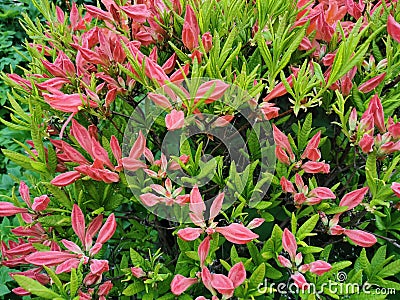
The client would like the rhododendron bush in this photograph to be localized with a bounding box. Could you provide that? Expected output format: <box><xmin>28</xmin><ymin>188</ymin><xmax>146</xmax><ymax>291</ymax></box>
<box><xmin>1</xmin><ymin>0</ymin><xmax>400</xmax><ymax>298</ymax></box>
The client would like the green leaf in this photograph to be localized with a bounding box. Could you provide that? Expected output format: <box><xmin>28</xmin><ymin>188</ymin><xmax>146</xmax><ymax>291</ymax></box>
<box><xmin>249</xmin><ymin>263</ymin><xmax>265</xmax><ymax>289</ymax></box>
<box><xmin>130</xmin><ymin>248</ymin><xmax>145</xmax><ymax>266</ymax></box>
<box><xmin>13</xmin><ymin>275</ymin><xmax>61</xmax><ymax>299</ymax></box>
<box><xmin>70</xmin><ymin>268</ymin><xmax>78</xmax><ymax>297</ymax></box>
<box><xmin>41</xmin><ymin>182</ymin><xmax>72</xmax><ymax>209</ymax></box>
<box><xmin>296</xmin><ymin>214</ymin><xmax>319</xmax><ymax>240</ymax></box>
<box><xmin>123</xmin><ymin>281</ymin><xmax>145</xmax><ymax>296</ymax></box>
<box><xmin>366</xmin><ymin>152</ymin><xmax>378</xmax><ymax>196</ymax></box>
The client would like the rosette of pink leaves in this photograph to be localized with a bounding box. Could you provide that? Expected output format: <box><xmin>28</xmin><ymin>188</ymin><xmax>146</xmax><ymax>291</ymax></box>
<box><xmin>25</xmin><ymin>204</ymin><xmax>117</xmax><ymax>284</ymax></box>
<box><xmin>140</xmin><ymin>178</ymin><xmax>190</xmax><ymax>207</ymax></box>
<box><xmin>272</xmin><ymin>125</ymin><xmax>330</xmax><ymax>174</ymax></box>
<box><xmin>171</xmin><ymin>236</ymin><xmax>248</xmax><ymax>298</ymax></box>
<box><xmin>50</xmin><ymin>120</ymin><xmax>146</xmax><ymax>186</ymax></box>
<box><xmin>280</xmin><ymin>173</ymin><xmax>336</xmax><ymax>207</ymax></box>
<box><xmin>355</xmin><ymin>95</ymin><xmax>400</xmax><ymax>156</ymax></box>
<box><xmin>322</xmin><ymin>187</ymin><xmax>377</xmax><ymax>247</ymax></box>
<box><xmin>278</xmin><ymin>228</ymin><xmax>332</xmax><ymax>290</ymax></box>
<box><xmin>177</xmin><ymin>185</ymin><xmax>261</xmax><ymax>244</ymax></box>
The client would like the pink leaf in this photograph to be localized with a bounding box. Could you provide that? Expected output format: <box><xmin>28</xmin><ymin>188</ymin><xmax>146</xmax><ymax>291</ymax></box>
<box><xmin>0</xmin><ymin>202</ymin><xmax>28</xmax><ymax>217</ymax></box>
<box><xmin>26</xmin><ymin>251</ymin><xmax>77</xmax><ymax>266</ymax></box>
<box><xmin>171</xmin><ymin>274</ymin><xmax>198</xmax><ymax>295</ymax></box>
<box><xmin>343</xmin><ymin>229</ymin><xmax>377</xmax><ymax>247</ymax></box>
<box><xmin>51</xmin><ymin>171</ymin><xmax>81</xmax><ymax>187</ymax></box>
<box><xmin>96</xmin><ymin>213</ymin><xmax>117</xmax><ymax>244</ymax></box>
<box><xmin>72</xmin><ymin>204</ymin><xmax>86</xmax><ymax>246</ymax></box>
<box><xmin>209</xmin><ymin>192</ymin><xmax>224</xmax><ymax>221</ymax></box>
<box><xmin>216</xmin><ymin>223</ymin><xmax>259</xmax><ymax>244</ymax></box>
<box><xmin>177</xmin><ymin>227</ymin><xmax>203</xmax><ymax>241</ymax></box>
<box><xmin>388</xmin><ymin>14</ymin><xmax>400</xmax><ymax>43</ymax></box>
<box><xmin>228</xmin><ymin>262</ymin><xmax>246</xmax><ymax>288</ymax></box>
<box><xmin>339</xmin><ymin>187</ymin><xmax>369</xmax><ymax>211</ymax></box>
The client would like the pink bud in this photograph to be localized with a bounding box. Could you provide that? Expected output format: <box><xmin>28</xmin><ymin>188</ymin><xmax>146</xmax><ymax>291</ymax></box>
<box><xmin>32</xmin><ymin>195</ymin><xmax>50</xmax><ymax>211</ymax></box>
<box><xmin>309</xmin><ymin>187</ymin><xmax>335</xmax><ymax>199</ymax></box>
<box><xmin>72</xmin><ymin>204</ymin><xmax>86</xmax><ymax>246</ymax></box>
<box><xmin>388</xmin><ymin>122</ymin><xmax>400</xmax><ymax>139</ymax></box>
<box><xmin>19</xmin><ymin>182</ymin><xmax>31</xmax><ymax>207</ymax></box>
<box><xmin>309</xmin><ymin>260</ymin><xmax>332</xmax><ymax>275</ymax></box>
<box><xmin>96</xmin><ymin>213</ymin><xmax>117</xmax><ymax>244</ymax></box>
<box><xmin>301</xmin><ymin>131</ymin><xmax>321</xmax><ymax>161</ymax></box>
<box><xmin>273</xmin><ymin>124</ymin><xmax>295</xmax><ymax>163</ymax></box>
<box><xmin>182</xmin><ymin>5</ymin><xmax>200</xmax><ymax>51</ymax></box>
<box><xmin>278</xmin><ymin>255</ymin><xmax>292</xmax><ymax>268</ymax></box>
<box><xmin>280</xmin><ymin>177</ymin><xmax>296</xmax><ymax>193</ymax></box>
<box><xmin>295</xmin><ymin>252</ymin><xmax>303</xmax><ymax>266</ymax></box>
<box><xmin>329</xmin><ymin>224</ymin><xmax>345</xmax><ymax>235</ymax></box>
<box><xmin>301</xmin><ymin>161</ymin><xmax>330</xmax><ymax>174</ymax></box>
<box><xmin>282</xmin><ymin>228</ymin><xmax>297</xmax><ymax>260</ymax></box>
<box><xmin>98</xmin><ymin>281</ymin><xmax>113</xmax><ymax>296</ymax></box>
<box><xmin>349</xmin><ymin>108</ymin><xmax>358</xmax><ymax>131</ymax></box>
<box><xmin>359</xmin><ymin>134</ymin><xmax>374</xmax><ymax>153</ymax></box>
<box><xmin>211</xmin><ymin>274</ymin><xmax>234</xmax><ymax>298</ymax></box>
<box><xmin>148</xmin><ymin>93</ymin><xmax>172</xmax><ymax>109</ymax></box>
<box><xmin>392</xmin><ymin>182</ymin><xmax>400</xmax><ymax>198</ymax></box>
<box><xmin>189</xmin><ymin>185</ymin><xmax>206</xmax><ymax>217</ymax></box>
<box><xmin>202</xmin><ymin>32</ymin><xmax>213</xmax><ymax>52</ymax></box>
<box><xmin>131</xmin><ymin>267</ymin><xmax>146</xmax><ymax>278</ymax></box>
<box><xmin>260</xmin><ymin>102</ymin><xmax>280</xmax><ymax>120</ymax></box>
<box><xmin>209</xmin><ymin>192</ymin><xmax>224</xmax><ymax>221</ymax></box>
<box><xmin>247</xmin><ymin>218</ymin><xmax>265</xmax><ymax>229</ymax></box>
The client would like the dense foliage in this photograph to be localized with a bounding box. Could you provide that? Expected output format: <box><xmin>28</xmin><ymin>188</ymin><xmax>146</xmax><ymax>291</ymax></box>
<box><xmin>1</xmin><ymin>0</ymin><xmax>400</xmax><ymax>299</ymax></box>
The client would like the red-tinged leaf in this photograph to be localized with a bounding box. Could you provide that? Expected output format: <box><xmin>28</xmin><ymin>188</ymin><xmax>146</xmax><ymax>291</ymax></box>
<box><xmin>85</xmin><ymin>215</ymin><xmax>104</xmax><ymax>251</ymax></box>
<box><xmin>216</xmin><ymin>223</ymin><xmax>258</xmax><ymax>244</ymax></box>
<box><xmin>211</xmin><ymin>273</ymin><xmax>234</xmax><ymax>297</ymax></box>
<box><xmin>358</xmin><ymin>73</ymin><xmax>386</xmax><ymax>93</ymax></box>
<box><xmin>128</xmin><ymin>131</ymin><xmax>145</xmax><ymax>160</ymax></box>
<box><xmin>388</xmin><ymin>14</ymin><xmax>400</xmax><ymax>43</ymax></box>
<box><xmin>55</xmin><ymin>258</ymin><xmax>80</xmax><ymax>274</ymax></box>
<box><xmin>177</xmin><ymin>227</ymin><xmax>203</xmax><ymax>241</ymax></box>
<box><xmin>0</xmin><ymin>202</ymin><xmax>28</xmax><ymax>217</ymax></box>
<box><xmin>198</xmin><ymin>236</ymin><xmax>210</xmax><ymax>267</ymax></box>
<box><xmin>51</xmin><ymin>171</ymin><xmax>81</xmax><ymax>187</ymax></box>
<box><xmin>148</xmin><ymin>93</ymin><xmax>172</xmax><ymax>108</ymax></box>
<box><xmin>339</xmin><ymin>187</ymin><xmax>369</xmax><ymax>210</ymax></box>
<box><xmin>343</xmin><ymin>229</ymin><xmax>377</xmax><ymax>247</ymax></box>
<box><xmin>195</xmin><ymin>80</ymin><xmax>230</xmax><ymax>103</ymax></box>
<box><xmin>209</xmin><ymin>192</ymin><xmax>224</xmax><ymax>221</ymax></box>
<box><xmin>309</xmin><ymin>187</ymin><xmax>336</xmax><ymax>199</ymax></box>
<box><xmin>282</xmin><ymin>228</ymin><xmax>297</xmax><ymax>260</ymax></box>
<box><xmin>291</xmin><ymin>272</ymin><xmax>308</xmax><ymax>289</ymax></box>
<box><xmin>120</xmin><ymin>4</ymin><xmax>150</xmax><ymax>23</ymax></box>
<box><xmin>165</xmin><ymin>110</ymin><xmax>185</xmax><ymax>131</ymax></box>
<box><xmin>61</xmin><ymin>239</ymin><xmax>82</xmax><ymax>254</ymax></box>
<box><xmin>96</xmin><ymin>213</ymin><xmax>117</xmax><ymax>244</ymax></box>
<box><xmin>170</xmin><ymin>274</ymin><xmax>197</xmax><ymax>295</ymax></box>
<box><xmin>110</xmin><ymin>136</ymin><xmax>122</xmax><ymax>161</ymax></box>
<box><xmin>228</xmin><ymin>262</ymin><xmax>246</xmax><ymax>288</ymax></box>
<box><xmin>280</xmin><ymin>177</ymin><xmax>296</xmax><ymax>193</ymax></box>
<box><xmin>71</xmin><ymin>204</ymin><xmax>86</xmax><ymax>247</ymax></box>
<box><xmin>182</xmin><ymin>5</ymin><xmax>200</xmax><ymax>51</ymax></box>
<box><xmin>309</xmin><ymin>260</ymin><xmax>332</xmax><ymax>275</ymax></box>
<box><xmin>90</xmin><ymin>259</ymin><xmax>109</xmax><ymax>275</ymax></box>
<box><xmin>71</xmin><ymin>119</ymin><xmax>93</xmax><ymax>157</ymax></box>
<box><xmin>392</xmin><ymin>182</ymin><xmax>400</xmax><ymax>198</ymax></box>
<box><xmin>189</xmin><ymin>186</ymin><xmax>206</xmax><ymax>216</ymax></box>
<box><xmin>301</xmin><ymin>161</ymin><xmax>330</xmax><ymax>174</ymax></box>
<box><xmin>25</xmin><ymin>251</ymin><xmax>78</xmax><ymax>266</ymax></box>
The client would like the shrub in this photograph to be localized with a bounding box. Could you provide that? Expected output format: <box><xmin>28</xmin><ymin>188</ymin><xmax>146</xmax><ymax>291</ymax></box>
<box><xmin>1</xmin><ymin>0</ymin><xmax>400</xmax><ymax>299</ymax></box>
